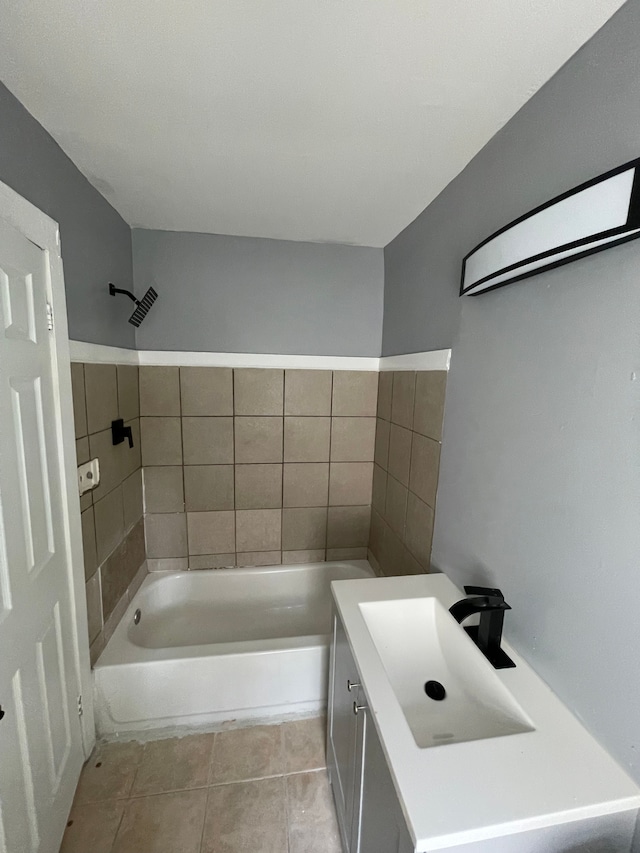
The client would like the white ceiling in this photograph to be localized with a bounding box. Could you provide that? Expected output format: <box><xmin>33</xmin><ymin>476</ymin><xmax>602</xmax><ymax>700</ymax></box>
<box><xmin>0</xmin><ymin>1</ymin><xmax>626</xmax><ymax>247</ymax></box>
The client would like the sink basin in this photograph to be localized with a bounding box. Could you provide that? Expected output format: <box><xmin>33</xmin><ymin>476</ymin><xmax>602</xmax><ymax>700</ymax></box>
<box><xmin>359</xmin><ymin>597</ymin><xmax>534</xmax><ymax>749</ymax></box>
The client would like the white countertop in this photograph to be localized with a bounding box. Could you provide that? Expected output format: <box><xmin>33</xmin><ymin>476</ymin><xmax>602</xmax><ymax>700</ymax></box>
<box><xmin>331</xmin><ymin>573</ymin><xmax>640</xmax><ymax>852</ymax></box>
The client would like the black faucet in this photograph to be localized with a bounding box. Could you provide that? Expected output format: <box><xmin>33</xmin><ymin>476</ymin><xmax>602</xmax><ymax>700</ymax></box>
<box><xmin>449</xmin><ymin>585</ymin><xmax>515</xmax><ymax>669</ymax></box>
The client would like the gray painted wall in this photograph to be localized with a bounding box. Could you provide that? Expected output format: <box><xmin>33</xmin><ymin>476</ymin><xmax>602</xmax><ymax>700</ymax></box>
<box><xmin>385</xmin><ymin>0</ymin><xmax>640</xmax><ymax>798</ymax></box>
<box><xmin>132</xmin><ymin>229</ymin><xmax>384</xmax><ymax>355</ymax></box>
<box><xmin>383</xmin><ymin>184</ymin><xmax>466</xmax><ymax>354</ymax></box>
<box><xmin>0</xmin><ymin>82</ymin><xmax>134</xmax><ymax>348</ymax></box>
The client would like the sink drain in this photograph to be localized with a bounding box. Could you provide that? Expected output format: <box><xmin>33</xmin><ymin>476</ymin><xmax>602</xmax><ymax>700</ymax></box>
<box><xmin>424</xmin><ymin>680</ymin><xmax>446</xmax><ymax>701</ymax></box>
<box><xmin>133</xmin><ymin>608</ymin><xmax>141</xmax><ymax>625</ymax></box>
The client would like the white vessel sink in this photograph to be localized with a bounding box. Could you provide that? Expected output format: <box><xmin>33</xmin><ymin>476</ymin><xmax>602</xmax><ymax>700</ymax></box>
<box><xmin>359</xmin><ymin>597</ymin><xmax>534</xmax><ymax>748</ymax></box>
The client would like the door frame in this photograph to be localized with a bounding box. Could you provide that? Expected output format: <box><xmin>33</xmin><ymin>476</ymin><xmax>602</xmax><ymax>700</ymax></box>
<box><xmin>0</xmin><ymin>178</ymin><xmax>95</xmax><ymax>755</ymax></box>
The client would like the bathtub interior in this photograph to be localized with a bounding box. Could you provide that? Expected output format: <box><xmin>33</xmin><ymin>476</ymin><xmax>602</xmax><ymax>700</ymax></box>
<box><xmin>130</xmin><ymin>561</ymin><xmax>373</xmax><ymax>649</ymax></box>
<box><xmin>96</xmin><ymin>560</ymin><xmax>375</xmax><ymax>666</ymax></box>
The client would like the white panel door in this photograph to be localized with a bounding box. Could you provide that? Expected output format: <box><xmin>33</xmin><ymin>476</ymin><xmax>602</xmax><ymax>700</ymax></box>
<box><xmin>0</xmin><ymin>215</ymin><xmax>84</xmax><ymax>853</ymax></box>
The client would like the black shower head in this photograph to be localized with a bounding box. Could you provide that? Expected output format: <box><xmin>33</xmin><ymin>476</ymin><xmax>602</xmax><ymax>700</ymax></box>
<box><xmin>109</xmin><ymin>282</ymin><xmax>158</xmax><ymax>326</ymax></box>
<box><xmin>128</xmin><ymin>287</ymin><xmax>157</xmax><ymax>327</ymax></box>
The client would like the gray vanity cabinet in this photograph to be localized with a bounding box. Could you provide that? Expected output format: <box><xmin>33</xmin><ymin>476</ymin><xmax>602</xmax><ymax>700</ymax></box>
<box><xmin>327</xmin><ymin>606</ymin><xmax>414</xmax><ymax>853</ymax></box>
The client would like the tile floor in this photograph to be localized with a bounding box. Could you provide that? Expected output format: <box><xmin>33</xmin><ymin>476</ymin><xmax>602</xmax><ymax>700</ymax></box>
<box><xmin>60</xmin><ymin>716</ymin><xmax>342</xmax><ymax>853</ymax></box>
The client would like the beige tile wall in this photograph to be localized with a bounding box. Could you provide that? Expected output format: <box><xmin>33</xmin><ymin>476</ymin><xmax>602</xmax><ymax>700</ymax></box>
<box><xmin>140</xmin><ymin>367</ymin><xmax>378</xmax><ymax>569</ymax></box>
<box><xmin>71</xmin><ymin>363</ymin><xmax>146</xmax><ymax>664</ymax></box>
<box><xmin>368</xmin><ymin>370</ymin><xmax>447</xmax><ymax>575</ymax></box>
<box><xmin>70</xmin><ymin>362</ymin><xmax>446</xmax><ymax>658</ymax></box>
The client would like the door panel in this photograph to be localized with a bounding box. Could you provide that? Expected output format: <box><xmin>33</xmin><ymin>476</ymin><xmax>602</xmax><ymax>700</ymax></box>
<box><xmin>359</xmin><ymin>716</ymin><xmax>413</xmax><ymax>853</ymax></box>
<box><xmin>328</xmin><ymin>610</ymin><xmax>361</xmax><ymax>851</ymax></box>
<box><xmin>10</xmin><ymin>375</ymin><xmax>55</xmax><ymax>574</ymax></box>
<box><xmin>349</xmin><ymin>703</ymin><xmax>367</xmax><ymax>853</ymax></box>
<box><xmin>0</xmin><ymin>260</ymin><xmax>37</xmax><ymax>343</ymax></box>
<box><xmin>0</xmin><ymin>480</ymin><xmax>11</xmax><ymax>621</ymax></box>
<box><xmin>4</xmin><ymin>669</ymin><xmax>40</xmax><ymax>853</ymax></box>
<box><xmin>0</xmin><ymin>214</ymin><xmax>84</xmax><ymax>853</ymax></box>
<box><xmin>37</xmin><ymin>603</ymin><xmax>72</xmax><ymax>789</ymax></box>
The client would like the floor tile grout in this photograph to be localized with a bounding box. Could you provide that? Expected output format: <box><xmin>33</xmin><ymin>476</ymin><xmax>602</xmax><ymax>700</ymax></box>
<box><xmin>65</xmin><ymin>718</ymin><xmax>333</xmax><ymax>853</ymax></box>
<box><xmin>197</xmin><ymin>785</ymin><xmax>212</xmax><ymax>853</ymax></box>
<box><xmin>124</xmin><ymin>742</ymin><xmax>143</xmax><ymax>800</ymax></box>
<box><xmin>121</xmin><ymin>782</ymin><xmax>210</xmax><ymax>800</ymax></box>
<box><xmin>283</xmin><ymin>769</ymin><xmax>291</xmax><ymax>853</ymax></box>
<box><xmin>72</xmin><ymin>765</ymin><xmax>329</xmax><ymax>805</ymax></box>
<box><xmin>67</xmin><ymin>770</ymin><xmax>335</xmax><ymax>853</ymax></box>
<box><xmin>72</xmin><ymin>767</ymin><xmax>330</xmax><ymax>805</ymax></box>
<box><xmin>280</xmin><ymin>725</ymin><xmax>292</xmax><ymax>853</ymax></box>
<box><xmin>205</xmin><ymin>731</ymin><xmax>217</xmax><ymax>789</ymax></box>
<box><xmin>107</xmin><ymin>804</ymin><xmax>126</xmax><ymax>853</ymax></box>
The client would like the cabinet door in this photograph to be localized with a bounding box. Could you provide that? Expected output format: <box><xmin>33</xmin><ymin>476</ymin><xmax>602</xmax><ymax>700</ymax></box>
<box><xmin>327</xmin><ymin>609</ymin><xmax>361</xmax><ymax>852</ymax></box>
<box><xmin>357</xmin><ymin>714</ymin><xmax>414</xmax><ymax>853</ymax></box>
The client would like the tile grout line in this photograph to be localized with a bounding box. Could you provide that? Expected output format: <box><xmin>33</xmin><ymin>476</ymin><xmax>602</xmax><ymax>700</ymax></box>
<box><xmin>281</xmin><ymin>724</ymin><xmax>292</xmax><ymax>853</ymax></box>
<box><xmin>138</xmin><ymin>367</ymin><xmax>149</xmax><ymax>573</ymax></box>
<box><xmin>81</xmin><ymin>364</ymin><xmax>100</xmax><ymax>613</ymax></box>
<box><xmin>80</xmin><ymin>764</ymin><xmax>329</xmax><ymax>806</ymax></box>
<box><xmin>197</xmin><ymin>785</ymin><xmax>212</xmax><ymax>853</ymax></box>
<box><xmin>177</xmin><ymin>367</ymin><xmax>190</xmax><ymax>567</ymax></box>
<box><xmin>105</xmin><ymin>799</ymin><xmax>127</xmax><ymax>853</ymax></box>
<box><xmin>128</xmin><ymin>740</ymin><xmax>146</xmax><ymax>801</ymax></box>
<box><xmin>90</xmin><ymin>740</ymin><xmax>143</xmax><ymax>853</ymax></box>
<box><xmin>404</xmin><ymin>370</ymin><xmax>418</xmax><ymax>545</ymax></box>
<box><xmin>325</xmin><ymin>370</ymin><xmax>334</xmax><ymax>558</ymax></box>
<box><xmin>232</xmin><ymin>368</ymin><xmax>237</xmax><ymax>566</ymax></box>
<box><xmin>134</xmin><ymin>369</ymin><xmax>385</xmax><ymax>567</ymax></box>
<box><xmin>280</xmin><ymin>371</ymin><xmax>285</xmax><ymax>560</ymax></box>
<box><xmin>71</xmin><ymin>724</ymin><xmax>330</xmax><ymax>850</ymax></box>
<box><xmin>206</xmin><ymin>730</ymin><xmax>217</xmax><ymax>787</ymax></box>
<box><xmin>383</xmin><ymin>372</ymin><xmax>398</xmax><ymax>572</ymax></box>
<box><xmin>198</xmin><ymin>735</ymin><xmax>217</xmax><ymax>853</ymax></box>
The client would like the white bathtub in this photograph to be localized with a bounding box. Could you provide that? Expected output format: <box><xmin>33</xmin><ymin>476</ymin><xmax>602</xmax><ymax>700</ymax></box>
<box><xmin>93</xmin><ymin>560</ymin><xmax>374</xmax><ymax>734</ymax></box>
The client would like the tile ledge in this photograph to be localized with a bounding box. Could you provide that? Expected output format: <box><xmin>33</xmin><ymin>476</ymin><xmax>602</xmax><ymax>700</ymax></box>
<box><xmin>378</xmin><ymin>349</ymin><xmax>451</xmax><ymax>371</ymax></box>
<box><xmin>70</xmin><ymin>342</ymin><xmax>452</xmax><ymax>373</ymax></box>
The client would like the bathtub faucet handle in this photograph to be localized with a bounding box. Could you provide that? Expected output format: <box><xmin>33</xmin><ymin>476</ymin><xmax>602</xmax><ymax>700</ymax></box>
<box><xmin>347</xmin><ymin>679</ymin><xmax>361</xmax><ymax>693</ymax></box>
<box><xmin>112</xmin><ymin>418</ymin><xmax>134</xmax><ymax>449</ymax></box>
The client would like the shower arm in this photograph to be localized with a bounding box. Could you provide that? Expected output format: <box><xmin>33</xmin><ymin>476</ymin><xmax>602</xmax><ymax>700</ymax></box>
<box><xmin>109</xmin><ymin>282</ymin><xmax>140</xmax><ymax>305</ymax></box>
<box><xmin>109</xmin><ymin>280</ymin><xmax>158</xmax><ymax>327</ymax></box>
